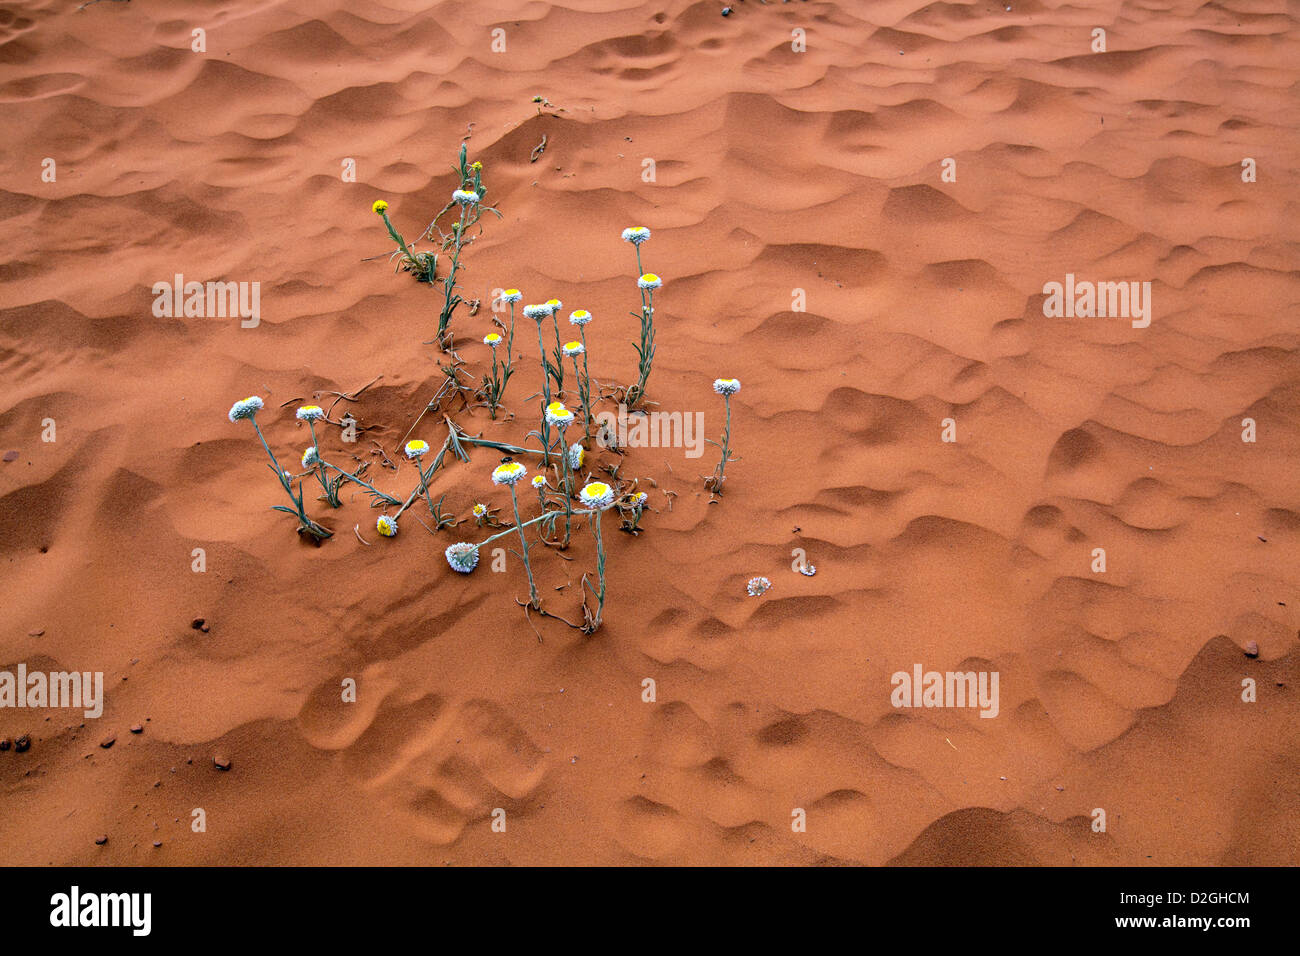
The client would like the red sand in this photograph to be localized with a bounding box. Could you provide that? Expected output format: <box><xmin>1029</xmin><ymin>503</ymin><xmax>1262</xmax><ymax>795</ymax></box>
<box><xmin>1</xmin><ymin>0</ymin><xmax>1297</xmax><ymax>865</ymax></box>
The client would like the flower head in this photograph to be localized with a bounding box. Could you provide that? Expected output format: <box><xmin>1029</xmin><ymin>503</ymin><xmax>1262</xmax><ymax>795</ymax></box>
<box><xmin>376</xmin><ymin>515</ymin><xmax>398</xmax><ymax>537</ymax></box>
<box><xmin>522</xmin><ymin>304</ymin><xmax>550</xmax><ymax>321</ymax></box>
<box><xmin>452</xmin><ymin>188</ymin><xmax>480</xmax><ymax>206</ymax></box>
<box><xmin>569</xmin><ymin>310</ymin><xmax>592</xmax><ymax>326</ymax></box>
<box><xmin>492</xmin><ymin>461</ymin><xmax>528</xmax><ymax>486</ymax></box>
<box><xmin>622</xmin><ymin>226</ymin><xmax>651</xmax><ymax>245</ymax></box>
<box><xmin>532</xmin><ymin>475</ymin><xmax>547</xmax><ymax>489</ymax></box>
<box><xmin>545</xmin><ymin>401</ymin><xmax>575</xmax><ymax>429</ymax></box>
<box><xmin>228</xmin><ymin>396</ymin><xmax>264</xmax><ymax>422</ymax></box>
<box><xmin>372</xmin><ymin>200</ymin><xmax>388</xmax><ymax>215</ymax></box>
<box><xmin>472</xmin><ymin>503</ymin><xmax>488</xmax><ymax>518</ymax></box>
<box><xmin>545</xmin><ymin>298</ymin><xmax>562</xmax><ymax>315</ymax></box>
<box><xmin>579</xmin><ymin>481</ymin><xmax>616</xmax><ymax>510</ymax></box>
<box><xmin>405</xmin><ymin>439</ymin><xmax>429</xmax><ymax>459</ymax></box>
<box><xmin>295</xmin><ymin>405</ymin><xmax>325</xmax><ymax>422</ymax></box>
<box><xmin>445</xmin><ymin>542</ymin><xmax>479</xmax><ymax>573</ymax></box>
<box><xmin>562</xmin><ymin>341</ymin><xmax>584</xmax><ymax>357</ymax></box>
<box><xmin>568</xmin><ymin>443</ymin><xmax>584</xmax><ymax>469</ymax></box>
<box><xmin>484</xmin><ymin>332</ymin><xmax>502</xmax><ymax>348</ymax></box>
<box><xmin>470</xmin><ymin>161</ymin><xmax>483</xmax><ymax>172</ymax></box>
<box><xmin>634</xmin><ymin>492</ymin><xmax>648</xmax><ymax>507</ymax></box>
<box><xmin>302</xmin><ymin>447</ymin><xmax>320</xmax><ymax>468</ymax></box>
<box><xmin>503</xmin><ymin>289</ymin><xmax>523</xmax><ymax>303</ymax></box>
<box><xmin>638</xmin><ymin>273</ymin><xmax>662</xmax><ymax>290</ymax></box>
<box><xmin>747</xmin><ymin>576</ymin><xmax>772</xmax><ymax>597</ymax></box>
<box><xmin>713</xmin><ymin>378</ymin><xmax>741</xmax><ymax>396</ymax></box>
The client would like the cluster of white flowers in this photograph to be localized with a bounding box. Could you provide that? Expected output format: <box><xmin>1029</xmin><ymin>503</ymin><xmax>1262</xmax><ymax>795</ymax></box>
<box><xmin>228</xmin><ymin>396</ymin><xmax>264</xmax><ymax>422</ymax></box>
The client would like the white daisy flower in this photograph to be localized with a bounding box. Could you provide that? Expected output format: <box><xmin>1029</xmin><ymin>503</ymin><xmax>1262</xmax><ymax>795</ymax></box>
<box><xmin>227</xmin><ymin>396</ymin><xmax>263</xmax><ymax>422</ymax></box>
<box><xmin>637</xmin><ymin>273</ymin><xmax>662</xmax><ymax>290</ymax></box>
<box><xmin>492</xmin><ymin>461</ymin><xmax>528</xmax><ymax>485</ymax></box>
<box><xmin>713</xmin><ymin>378</ymin><xmax>741</xmax><ymax>396</ymax></box>
<box><xmin>562</xmin><ymin>340</ymin><xmax>584</xmax><ymax>357</ymax></box>
<box><xmin>472</xmin><ymin>503</ymin><xmax>488</xmax><ymax>518</ymax></box>
<box><xmin>295</xmin><ymin>405</ymin><xmax>325</xmax><ymax>421</ymax></box>
<box><xmin>633</xmin><ymin>492</ymin><xmax>647</xmax><ymax>507</ymax></box>
<box><xmin>545</xmin><ymin>401</ymin><xmax>575</xmax><ymax>429</ymax></box>
<box><xmin>578</xmin><ymin>481</ymin><xmax>616</xmax><ymax>510</ymax></box>
<box><xmin>621</xmin><ymin>226</ymin><xmax>651</xmax><ymax>245</ymax></box>
<box><xmin>569</xmin><ymin>310</ymin><xmax>592</xmax><ymax>326</ymax></box>
<box><xmin>522</xmin><ymin>304</ymin><xmax>550</xmax><ymax>321</ymax></box>
<box><xmin>746</xmin><ymin>576</ymin><xmax>772</xmax><ymax>597</ymax></box>
<box><xmin>568</xmin><ymin>443</ymin><xmax>584</xmax><ymax>469</ymax></box>
<box><xmin>302</xmin><ymin>447</ymin><xmax>320</xmax><ymax>468</ymax></box>
<box><xmin>798</xmin><ymin>564</ymin><xmax>817</xmax><ymax>577</ymax></box>
<box><xmin>502</xmin><ymin>289</ymin><xmax>523</xmax><ymax>303</ymax></box>
<box><xmin>452</xmin><ymin>188</ymin><xmax>480</xmax><ymax>205</ymax></box>
<box><xmin>531</xmin><ymin>474</ymin><xmax>547</xmax><ymax>489</ymax></box>
<box><xmin>544</xmin><ymin>298</ymin><xmax>562</xmax><ymax>315</ymax></box>
<box><xmin>405</xmin><ymin>439</ymin><xmax>429</xmax><ymax>459</ymax></box>
<box><xmin>376</xmin><ymin>515</ymin><xmax>398</xmax><ymax>537</ymax></box>
<box><xmin>445</xmin><ymin>542</ymin><xmax>479</xmax><ymax>573</ymax></box>
<box><xmin>484</xmin><ymin>332</ymin><xmax>502</xmax><ymax>348</ymax></box>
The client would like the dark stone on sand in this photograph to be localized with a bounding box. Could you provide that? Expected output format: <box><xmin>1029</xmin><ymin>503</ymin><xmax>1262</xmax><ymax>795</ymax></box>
<box><xmin>191</xmin><ymin>618</ymin><xmax>205</xmax><ymax>630</ymax></box>
<box><xmin>100</xmin><ymin>736</ymin><xmax>115</xmax><ymax>749</ymax></box>
<box><xmin>0</xmin><ymin>738</ymin><xmax>10</xmax><ymax>752</ymax></box>
<box><xmin>1245</xmin><ymin>641</ymin><xmax>1259</xmax><ymax>658</ymax></box>
<box><xmin>130</xmin><ymin>724</ymin><xmax>143</xmax><ymax>734</ymax></box>
<box><xmin>94</xmin><ymin>835</ymin><xmax>108</xmax><ymax>846</ymax></box>
<box><xmin>214</xmin><ymin>756</ymin><xmax>231</xmax><ymax>771</ymax></box>
<box><xmin>2</xmin><ymin>451</ymin><xmax>17</xmax><ymax>462</ymax></box>
<box><xmin>14</xmin><ymin>735</ymin><xmax>31</xmax><ymax>753</ymax></box>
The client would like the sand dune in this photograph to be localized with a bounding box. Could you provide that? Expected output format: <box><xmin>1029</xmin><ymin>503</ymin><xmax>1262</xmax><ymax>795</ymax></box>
<box><xmin>1</xmin><ymin>0</ymin><xmax>1296</xmax><ymax>865</ymax></box>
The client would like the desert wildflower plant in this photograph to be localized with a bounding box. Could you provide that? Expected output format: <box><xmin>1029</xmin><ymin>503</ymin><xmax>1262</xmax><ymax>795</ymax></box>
<box><xmin>373</xmin><ymin>145</ymin><xmax>501</xmax><ymax>352</ymax></box>
<box><xmin>578</xmin><ymin>481</ymin><xmax>616</xmax><ymax>633</ymax></box>
<box><xmin>704</xmin><ymin>377</ymin><xmax>741</xmax><ymax>497</ymax></box>
<box><xmin>492</xmin><ymin>459</ymin><xmax>541</xmax><ymax>609</ymax></box>
<box><xmin>622</xmin><ymin>227</ymin><xmax>657</xmax><ymax>407</ymax></box>
<box><xmin>226</xmin><ymin>163</ymin><xmax>757</xmax><ymax>639</ymax></box>
<box><xmin>229</xmin><ymin>396</ymin><xmax>332</xmax><ymax>539</ymax></box>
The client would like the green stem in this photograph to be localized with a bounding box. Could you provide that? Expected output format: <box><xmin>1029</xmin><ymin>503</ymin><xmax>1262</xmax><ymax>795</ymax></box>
<box><xmin>509</xmin><ymin>484</ymin><xmax>540</xmax><ymax>608</ymax></box>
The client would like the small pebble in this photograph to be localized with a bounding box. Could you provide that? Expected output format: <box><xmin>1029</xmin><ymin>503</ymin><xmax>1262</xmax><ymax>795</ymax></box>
<box><xmin>2</xmin><ymin>451</ymin><xmax>18</xmax><ymax>462</ymax></box>
<box><xmin>129</xmin><ymin>724</ymin><xmax>143</xmax><ymax>734</ymax></box>
<box><xmin>191</xmin><ymin>618</ymin><xmax>205</xmax><ymax>630</ymax></box>
<box><xmin>94</xmin><ymin>835</ymin><xmax>108</xmax><ymax>846</ymax></box>
<box><xmin>100</xmin><ymin>736</ymin><xmax>115</xmax><ymax>749</ymax></box>
<box><xmin>1244</xmin><ymin>641</ymin><xmax>1259</xmax><ymax>658</ymax></box>
<box><xmin>214</xmin><ymin>756</ymin><xmax>231</xmax><ymax>771</ymax></box>
<box><xmin>0</xmin><ymin>738</ymin><xmax>9</xmax><ymax>752</ymax></box>
<box><xmin>14</xmin><ymin>735</ymin><xmax>31</xmax><ymax>753</ymax></box>
<box><xmin>721</xmin><ymin>6</ymin><xmax>731</xmax><ymax>15</ymax></box>
<box><xmin>27</xmin><ymin>629</ymin><xmax>43</xmax><ymax>637</ymax></box>
<box><xmin>152</xmin><ymin>841</ymin><xmax>162</xmax><ymax>848</ymax></box>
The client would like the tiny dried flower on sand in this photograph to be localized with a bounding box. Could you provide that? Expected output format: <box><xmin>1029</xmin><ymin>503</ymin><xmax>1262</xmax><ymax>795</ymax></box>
<box><xmin>376</xmin><ymin>515</ymin><xmax>398</xmax><ymax>537</ymax></box>
<box><xmin>445</xmin><ymin>542</ymin><xmax>479</xmax><ymax>573</ymax></box>
<box><xmin>747</xmin><ymin>576</ymin><xmax>772</xmax><ymax>596</ymax></box>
